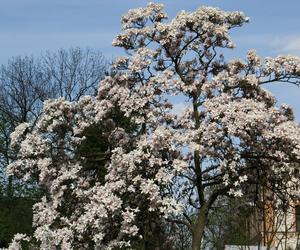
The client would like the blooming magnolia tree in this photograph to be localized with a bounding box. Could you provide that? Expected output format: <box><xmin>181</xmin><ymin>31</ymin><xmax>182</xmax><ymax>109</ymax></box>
<box><xmin>7</xmin><ymin>3</ymin><xmax>300</xmax><ymax>250</ymax></box>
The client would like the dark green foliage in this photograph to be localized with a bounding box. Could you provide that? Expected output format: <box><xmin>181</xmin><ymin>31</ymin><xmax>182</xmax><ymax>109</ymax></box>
<box><xmin>76</xmin><ymin>125</ymin><xmax>109</xmax><ymax>183</ymax></box>
<box><xmin>205</xmin><ymin>198</ymin><xmax>255</xmax><ymax>249</ymax></box>
<box><xmin>76</xmin><ymin>105</ymin><xmax>137</xmax><ymax>183</ymax></box>
<box><xmin>0</xmin><ymin>197</ymin><xmax>35</xmax><ymax>248</ymax></box>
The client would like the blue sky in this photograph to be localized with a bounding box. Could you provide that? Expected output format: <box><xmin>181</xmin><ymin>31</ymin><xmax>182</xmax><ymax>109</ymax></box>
<box><xmin>1</xmin><ymin>0</ymin><xmax>300</xmax><ymax>119</ymax></box>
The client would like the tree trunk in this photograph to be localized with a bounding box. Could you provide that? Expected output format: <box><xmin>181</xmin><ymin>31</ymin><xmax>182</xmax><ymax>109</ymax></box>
<box><xmin>6</xmin><ymin>176</ymin><xmax>13</xmax><ymax>198</ymax></box>
<box><xmin>191</xmin><ymin>203</ymin><xmax>209</xmax><ymax>250</ymax></box>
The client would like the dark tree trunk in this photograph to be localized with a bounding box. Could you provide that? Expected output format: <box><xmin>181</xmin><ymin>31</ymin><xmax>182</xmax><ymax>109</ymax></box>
<box><xmin>191</xmin><ymin>203</ymin><xmax>209</xmax><ymax>250</ymax></box>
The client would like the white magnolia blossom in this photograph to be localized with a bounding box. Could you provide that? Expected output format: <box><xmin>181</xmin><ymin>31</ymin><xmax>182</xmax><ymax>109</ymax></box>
<box><xmin>10</xmin><ymin>123</ymin><xmax>29</xmax><ymax>148</ymax></box>
<box><xmin>7</xmin><ymin>234</ymin><xmax>30</xmax><ymax>250</ymax></box>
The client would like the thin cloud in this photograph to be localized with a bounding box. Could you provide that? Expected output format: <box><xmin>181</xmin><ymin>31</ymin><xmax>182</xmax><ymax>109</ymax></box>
<box><xmin>171</xmin><ymin>102</ymin><xmax>188</xmax><ymax>116</ymax></box>
<box><xmin>271</xmin><ymin>36</ymin><xmax>300</xmax><ymax>55</ymax></box>
<box><xmin>231</xmin><ymin>34</ymin><xmax>300</xmax><ymax>57</ymax></box>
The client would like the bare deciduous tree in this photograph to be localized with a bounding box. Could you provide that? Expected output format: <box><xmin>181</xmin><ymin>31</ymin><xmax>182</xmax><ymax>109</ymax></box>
<box><xmin>0</xmin><ymin>48</ymin><xmax>108</xmax><ymax>198</ymax></box>
<box><xmin>42</xmin><ymin>47</ymin><xmax>107</xmax><ymax>101</ymax></box>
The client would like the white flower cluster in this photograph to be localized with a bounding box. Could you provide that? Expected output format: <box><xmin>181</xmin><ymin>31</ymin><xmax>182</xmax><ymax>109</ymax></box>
<box><xmin>7</xmin><ymin>234</ymin><xmax>30</xmax><ymax>250</ymax></box>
